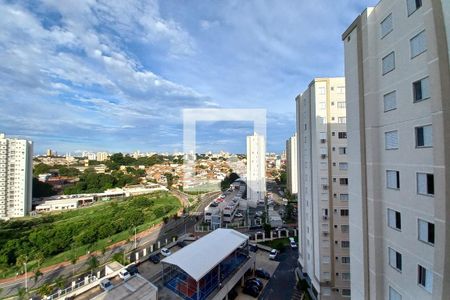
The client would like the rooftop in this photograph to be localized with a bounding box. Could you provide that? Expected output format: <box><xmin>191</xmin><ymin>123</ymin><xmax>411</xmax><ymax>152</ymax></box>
<box><xmin>92</xmin><ymin>274</ymin><xmax>157</xmax><ymax>300</ymax></box>
<box><xmin>161</xmin><ymin>228</ymin><xmax>248</xmax><ymax>281</ymax></box>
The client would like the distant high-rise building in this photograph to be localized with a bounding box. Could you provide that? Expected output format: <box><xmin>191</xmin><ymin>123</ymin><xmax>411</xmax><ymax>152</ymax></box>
<box><xmin>296</xmin><ymin>78</ymin><xmax>350</xmax><ymax>299</ymax></box>
<box><xmin>343</xmin><ymin>1</ymin><xmax>450</xmax><ymax>299</ymax></box>
<box><xmin>0</xmin><ymin>133</ymin><xmax>33</xmax><ymax>219</ymax></box>
<box><xmin>286</xmin><ymin>133</ymin><xmax>298</xmax><ymax>195</ymax></box>
<box><xmin>246</xmin><ymin>133</ymin><xmax>266</xmax><ymax>208</ymax></box>
<box><xmin>96</xmin><ymin>152</ymin><xmax>109</xmax><ymax>162</ymax></box>
<box><xmin>86</xmin><ymin>152</ymin><xmax>97</xmax><ymax>161</ymax></box>
<box><xmin>46</xmin><ymin>149</ymin><xmax>52</xmax><ymax>157</ymax></box>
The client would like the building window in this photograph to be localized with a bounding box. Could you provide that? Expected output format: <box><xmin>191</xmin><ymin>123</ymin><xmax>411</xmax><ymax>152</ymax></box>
<box><xmin>339</xmin><ymin>147</ymin><xmax>347</xmax><ymax>155</ymax></box>
<box><xmin>340</xmin><ymin>209</ymin><xmax>349</xmax><ymax>216</ymax></box>
<box><xmin>342</xmin><ymin>289</ymin><xmax>351</xmax><ymax>297</ymax></box>
<box><xmin>385</xmin><ymin>130</ymin><xmax>399</xmax><ymax>150</ymax></box>
<box><xmin>337</xmin><ymin>101</ymin><xmax>346</xmax><ymax>108</ymax></box>
<box><xmin>342</xmin><ymin>273</ymin><xmax>351</xmax><ymax>281</ymax></box>
<box><xmin>418</xmin><ymin>265</ymin><xmax>433</xmax><ymax>293</ymax></box>
<box><xmin>381</xmin><ymin>13</ymin><xmax>393</xmax><ymax>38</ymax></box>
<box><xmin>389</xmin><ymin>286</ymin><xmax>402</xmax><ymax>300</ymax></box>
<box><xmin>413</xmin><ymin>77</ymin><xmax>430</xmax><ymax>102</ymax></box>
<box><xmin>418</xmin><ymin>219</ymin><xmax>435</xmax><ymax>245</ymax></box>
<box><xmin>341</xmin><ymin>225</ymin><xmax>349</xmax><ymax>233</ymax></box>
<box><xmin>340</xmin><ymin>194</ymin><xmax>349</xmax><ymax>201</ymax></box>
<box><xmin>416</xmin><ymin>125</ymin><xmax>432</xmax><ymax>147</ymax></box>
<box><xmin>341</xmin><ymin>256</ymin><xmax>350</xmax><ymax>264</ymax></box>
<box><xmin>417</xmin><ymin>173</ymin><xmax>434</xmax><ymax>196</ymax></box>
<box><xmin>337</xmin><ymin>86</ymin><xmax>345</xmax><ymax>94</ymax></box>
<box><xmin>382</xmin><ymin>52</ymin><xmax>395</xmax><ymax>75</ymax></box>
<box><xmin>338</xmin><ymin>132</ymin><xmax>347</xmax><ymax>139</ymax></box>
<box><xmin>337</xmin><ymin>117</ymin><xmax>346</xmax><ymax>124</ymax></box>
<box><xmin>410</xmin><ymin>30</ymin><xmax>427</xmax><ymax>58</ymax></box>
<box><xmin>341</xmin><ymin>241</ymin><xmax>350</xmax><ymax>248</ymax></box>
<box><xmin>386</xmin><ymin>170</ymin><xmax>400</xmax><ymax>189</ymax></box>
<box><xmin>340</xmin><ymin>178</ymin><xmax>348</xmax><ymax>185</ymax></box>
<box><xmin>384</xmin><ymin>91</ymin><xmax>397</xmax><ymax>112</ymax></box>
<box><xmin>318</xmin><ymin>87</ymin><xmax>326</xmax><ymax>95</ymax></box>
<box><xmin>387</xmin><ymin>208</ymin><xmax>401</xmax><ymax>230</ymax></box>
<box><xmin>407</xmin><ymin>0</ymin><xmax>422</xmax><ymax>16</ymax></box>
<box><xmin>388</xmin><ymin>247</ymin><xmax>402</xmax><ymax>271</ymax></box>
<box><xmin>339</xmin><ymin>163</ymin><xmax>348</xmax><ymax>170</ymax></box>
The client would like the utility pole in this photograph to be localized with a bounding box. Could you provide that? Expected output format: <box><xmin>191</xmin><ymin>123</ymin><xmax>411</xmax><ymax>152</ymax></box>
<box><xmin>134</xmin><ymin>226</ymin><xmax>137</xmax><ymax>249</ymax></box>
<box><xmin>24</xmin><ymin>256</ymin><xmax>28</xmax><ymax>293</ymax></box>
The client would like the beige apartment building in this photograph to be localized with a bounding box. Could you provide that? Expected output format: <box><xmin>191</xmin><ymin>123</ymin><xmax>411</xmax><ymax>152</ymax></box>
<box><xmin>343</xmin><ymin>0</ymin><xmax>450</xmax><ymax>299</ymax></box>
<box><xmin>286</xmin><ymin>133</ymin><xmax>298</xmax><ymax>195</ymax></box>
<box><xmin>296</xmin><ymin>78</ymin><xmax>350</xmax><ymax>299</ymax></box>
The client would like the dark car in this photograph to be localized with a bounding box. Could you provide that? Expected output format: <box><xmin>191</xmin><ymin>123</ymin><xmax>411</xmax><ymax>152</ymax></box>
<box><xmin>255</xmin><ymin>268</ymin><xmax>270</xmax><ymax>279</ymax></box>
<box><xmin>245</xmin><ymin>278</ymin><xmax>263</xmax><ymax>291</ymax></box>
<box><xmin>177</xmin><ymin>240</ymin><xmax>187</xmax><ymax>248</ymax></box>
<box><xmin>149</xmin><ymin>254</ymin><xmax>160</xmax><ymax>264</ymax></box>
<box><xmin>243</xmin><ymin>285</ymin><xmax>260</xmax><ymax>297</ymax></box>
<box><xmin>126</xmin><ymin>264</ymin><xmax>139</xmax><ymax>275</ymax></box>
<box><xmin>249</xmin><ymin>244</ymin><xmax>258</xmax><ymax>252</ymax></box>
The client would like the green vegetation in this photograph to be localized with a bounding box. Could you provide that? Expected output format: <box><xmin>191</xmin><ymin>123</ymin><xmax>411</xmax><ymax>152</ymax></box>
<box><xmin>63</xmin><ymin>169</ymin><xmax>140</xmax><ymax>194</ymax></box>
<box><xmin>105</xmin><ymin>153</ymin><xmax>164</xmax><ymax>170</ymax></box>
<box><xmin>33</xmin><ymin>163</ymin><xmax>81</xmax><ymax>177</ymax></box>
<box><xmin>276</xmin><ymin>171</ymin><xmax>287</xmax><ymax>186</ymax></box>
<box><xmin>220</xmin><ymin>172</ymin><xmax>240</xmax><ymax>190</ymax></box>
<box><xmin>260</xmin><ymin>237</ymin><xmax>296</xmax><ymax>251</ymax></box>
<box><xmin>0</xmin><ymin>192</ymin><xmax>180</xmax><ymax>278</ymax></box>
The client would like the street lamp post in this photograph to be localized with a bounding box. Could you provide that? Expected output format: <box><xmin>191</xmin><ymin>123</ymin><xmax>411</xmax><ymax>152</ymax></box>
<box><xmin>134</xmin><ymin>226</ymin><xmax>137</xmax><ymax>249</ymax></box>
<box><xmin>24</xmin><ymin>256</ymin><xmax>28</xmax><ymax>293</ymax></box>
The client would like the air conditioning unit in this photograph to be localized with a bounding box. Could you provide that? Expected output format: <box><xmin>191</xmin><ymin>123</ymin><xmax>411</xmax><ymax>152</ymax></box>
<box><xmin>322</xmin><ymin>215</ymin><xmax>328</xmax><ymax>220</ymax></box>
<box><xmin>322</xmin><ymin>231</ymin><xmax>329</xmax><ymax>236</ymax></box>
<box><xmin>321</xmin><ymin>154</ymin><xmax>327</xmax><ymax>159</ymax></box>
<box><xmin>320</xmin><ymin>139</ymin><xmax>326</xmax><ymax>144</ymax></box>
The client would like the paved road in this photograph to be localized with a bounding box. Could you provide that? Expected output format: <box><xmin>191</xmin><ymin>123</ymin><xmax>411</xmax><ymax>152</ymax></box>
<box><xmin>0</xmin><ymin>191</ymin><xmax>216</xmax><ymax>298</ymax></box>
<box><xmin>259</xmin><ymin>246</ymin><xmax>299</xmax><ymax>300</ymax></box>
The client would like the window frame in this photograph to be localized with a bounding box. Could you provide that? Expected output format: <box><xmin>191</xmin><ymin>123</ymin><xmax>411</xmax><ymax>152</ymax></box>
<box><xmin>386</xmin><ymin>170</ymin><xmax>400</xmax><ymax>190</ymax></box>
<box><xmin>418</xmin><ymin>219</ymin><xmax>435</xmax><ymax>246</ymax></box>
<box><xmin>417</xmin><ymin>264</ymin><xmax>433</xmax><ymax>293</ymax></box>
<box><xmin>382</xmin><ymin>51</ymin><xmax>396</xmax><ymax>75</ymax></box>
<box><xmin>388</xmin><ymin>247</ymin><xmax>402</xmax><ymax>272</ymax></box>
<box><xmin>383</xmin><ymin>90</ymin><xmax>397</xmax><ymax>112</ymax></box>
<box><xmin>410</xmin><ymin>30</ymin><xmax>427</xmax><ymax>59</ymax></box>
<box><xmin>407</xmin><ymin>0</ymin><xmax>423</xmax><ymax>17</ymax></box>
<box><xmin>415</xmin><ymin>124</ymin><xmax>432</xmax><ymax>148</ymax></box>
<box><xmin>387</xmin><ymin>208</ymin><xmax>402</xmax><ymax>231</ymax></box>
<box><xmin>380</xmin><ymin>13</ymin><xmax>394</xmax><ymax>39</ymax></box>
<box><xmin>416</xmin><ymin>172</ymin><xmax>434</xmax><ymax>196</ymax></box>
<box><xmin>413</xmin><ymin>76</ymin><xmax>430</xmax><ymax>103</ymax></box>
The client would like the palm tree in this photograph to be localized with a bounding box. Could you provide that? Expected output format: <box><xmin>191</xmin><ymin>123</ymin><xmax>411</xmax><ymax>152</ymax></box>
<box><xmin>15</xmin><ymin>255</ymin><xmax>27</xmax><ymax>274</ymax></box>
<box><xmin>54</xmin><ymin>276</ymin><xmax>66</xmax><ymax>294</ymax></box>
<box><xmin>70</xmin><ymin>254</ymin><xmax>78</xmax><ymax>276</ymax></box>
<box><xmin>16</xmin><ymin>287</ymin><xmax>27</xmax><ymax>300</ymax></box>
<box><xmin>87</xmin><ymin>255</ymin><xmax>99</xmax><ymax>276</ymax></box>
<box><xmin>34</xmin><ymin>269</ymin><xmax>43</xmax><ymax>284</ymax></box>
<box><xmin>34</xmin><ymin>251</ymin><xmax>45</xmax><ymax>268</ymax></box>
<box><xmin>37</xmin><ymin>283</ymin><xmax>52</xmax><ymax>298</ymax></box>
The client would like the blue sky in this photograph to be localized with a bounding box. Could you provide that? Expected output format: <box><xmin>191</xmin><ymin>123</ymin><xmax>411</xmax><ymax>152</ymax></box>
<box><xmin>0</xmin><ymin>0</ymin><xmax>377</xmax><ymax>154</ymax></box>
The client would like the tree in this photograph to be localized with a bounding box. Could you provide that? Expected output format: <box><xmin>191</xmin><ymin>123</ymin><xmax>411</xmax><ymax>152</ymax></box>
<box><xmin>16</xmin><ymin>287</ymin><xmax>27</xmax><ymax>300</ymax></box>
<box><xmin>16</xmin><ymin>255</ymin><xmax>27</xmax><ymax>274</ymax></box>
<box><xmin>32</xmin><ymin>178</ymin><xmax>56</xmax><ymax>197</ymax></box>
<box><xmin>33</xmin><ymin>163</ymin><xmax>51</xmax><ymax>176</ymax></box>
<box><xmin>69</xmin><ymin>253</ymin><xmax>78</xmax><ymax>276</ymax></box>
<box><xmin>87</xmin><ymin>255</ymin><xmax>99</xmax><ymax>275</ymax></box>
<box><xmin>164</xmin><ymin>173</ymin><xmax>174</xmax><ymax>189</ymax></box>
<box><xmin>221</xmin><ymin>172</ymin><xmax>240</xmax><ymax>190</ymax></box>
<box><xmin>37</xmin><ymin>283</ymin><xmax>52</xmax><ymax>297</ymax></box>
<box><xmin>34</xmin><ymin>251</ymin><xmax>45</xmax><ymax>268</ymax></box>
<box><xmin>54</xmin><ymin>276</ymin><xmax>65</xmax><ymax>290</ymax></box>
<box><xmin>34</xmin><ymin>269</ymin><xmax>43</xmax><ymax>284</ymax></box>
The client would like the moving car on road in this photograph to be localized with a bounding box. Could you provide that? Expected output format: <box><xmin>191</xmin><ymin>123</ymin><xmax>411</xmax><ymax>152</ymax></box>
<box><xmin>269</xmin><ymin>249</ymin><xmax>279</xmax><ymax>260</ymax></box>
<box><xmin>100</xmin><ymin>279</ymin><xmax>113</xmax><ymax>291</ymax></box>
<box><xmin>160</xmin><ymin>247</ymin><xmax>172</xmax><ymax>257</ymax></box>
<box><xmin>149</xmin><ymin>254</ymin><xmax>160</xmax><ymax>264</ymax></box>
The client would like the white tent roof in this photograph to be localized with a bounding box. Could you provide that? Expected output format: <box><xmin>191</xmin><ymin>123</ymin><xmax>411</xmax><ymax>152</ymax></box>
<box><xmin>161</xmin><ymin>228</ymin><xmax>248</xmax><ymax>281</ymax></box>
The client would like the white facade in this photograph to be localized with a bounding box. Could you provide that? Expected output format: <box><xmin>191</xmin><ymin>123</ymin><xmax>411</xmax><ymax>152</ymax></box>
<box><xmin>296</xmin><ymin>78</ymin><xmax>350</xmax><ymax>299</ymax></box>
<box><xmin>0</xmin><ymin>133</ymin><xmax>33</xmax><ymax>219</ymax></box>
<box><xmin>343</xmin><ymin>1</ymin><xmax>450</xmax><ymax>299</ymax></box>
<box><xmin>246</xmin><ymin>133</ymin><xmax>266</xmax><ymax>208</ymax></box>
<box><xmin>96</xmin><ymin>152</ymin><xmax>109</xmax><ymax>162</ymax></box>
<box><xmin>286</xmin><ymin>133</ymin><xmax>298</xmax><ymax>195</ymax></box>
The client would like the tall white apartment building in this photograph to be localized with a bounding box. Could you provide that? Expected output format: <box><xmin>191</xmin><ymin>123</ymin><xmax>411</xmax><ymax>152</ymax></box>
<box><xmin>286</xmin><ymin>133</ymin><xmax>298</xmax><ymax>195</ymax></box>
<box><xmin>96</xmin><ymin>152</ymin><xmax>109</xmax><ymax>162</ymax></box>
<box><xmin>296</xmin><ymin>78</ymin><xmax>350</xmax><ymax>299</ymax></box>
<box><xmin>343</xmin><ymin>1</ymin><xmax>450</xmax><ymax>299</ymax></box>
<box><xmin>0</xmin><ymin>133</ymin><xmax>33</xmax><ymax>219</ymax></box>
<box><xmin>246</xmin><ymin>133</ymin><xmax>266</xmax><ymax>208</ymax></box>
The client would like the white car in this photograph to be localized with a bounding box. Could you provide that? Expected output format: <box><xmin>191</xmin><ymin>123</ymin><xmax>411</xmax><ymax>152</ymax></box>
<box><xmin>119</xmin><ymin>269</ymin><xmax>131</xmax><ymax>280</ymax></box>
<box><xmin>269</xmin><ymin>249</ymin><xmax>279</xmax><ymax>260</ymax></box>
<box><xmin>255</xmin><ymin>211</ymin><xmax>263</xmax><ymax>217</ymax></box>
<box><xmin>235</xmin><ymin>212</ymin><xmax>243</xmax><ymax>218</ymax></box>
<box><xmin>160</xmin><ymin>247</ymin><xmax>172</xmax><ymax>257</ymax></box>
<box><xmin>290</xmin><ymin>241</ymin><xmax>298</xmax><ymax>249</ymax></box>
<box><xmin>100</xmin><ymin>279</ymin><xmax>113</xmax><ymax>291</ymax></box>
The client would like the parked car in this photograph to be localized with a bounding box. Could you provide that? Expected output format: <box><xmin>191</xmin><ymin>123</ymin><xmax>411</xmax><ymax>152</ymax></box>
<box><xmin>234</xmin><ymin>212</ymin><xmax>243</xmax><ymax>218</ymax></box>
<box><xmin>290</xmin><ymin>241</ymin><xmax>298</xmax><ymax>248</ymax></box>
<box><xmin>160</xmin><ymin>247</ymin><xmax>172</xmax><ymax>257</ymax></box>
<box><xmin>249</xmin><ymin>244</ymin><xmax>258</xmax><ymax>252</ymax></box>
<box><xmin>269</xmin><ymin>249</ymin><xmax>279</xmax><ymax>260</ymax></box>
<box><xmin>126</xmin><ymin>264</ymin><xmax>139</xmax><ymax>275</ymax></box>
<box><xmin>243</xmin><ymin>284</ymin><xmax>259</xmax><ymax>297</ymax></box>
<box><xmin>255</xmin><ymin>211</ymin><xmax>264</xmax><ymax>217</ymax></box>
<box><xmin>100</xmin><ymin>279</ymin><xmax>113</xmax><ymax>291</ymax></box>
<box><xmin>119</xmin><ymin>269</ymin><xmax>131</xmax><ymax>280</ymax></box>
<box><xmin>255</xmin><ymin>268</ymin><xmax>271</xmax><ymax>279</ymax></box>
<box><xmin>149</xmin><ymin>254</ymin><xmax>160</xmax><ymax>264</ymax></box>
<box><xmin>177</xmin><ymin>240</ymin><xmax>187</xmax><ymax>248</ymax></box>
<box><xmin>245</xmin><ymin>278</ymin><xmax>263</xmax><ymax>291</ymax></box>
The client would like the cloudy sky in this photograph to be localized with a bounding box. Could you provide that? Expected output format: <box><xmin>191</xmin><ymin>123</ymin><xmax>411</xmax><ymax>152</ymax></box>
<box><xmin>0</xmin><ymin>0</ymin><xmax>377</xmax><ymax>154</ymax></box>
